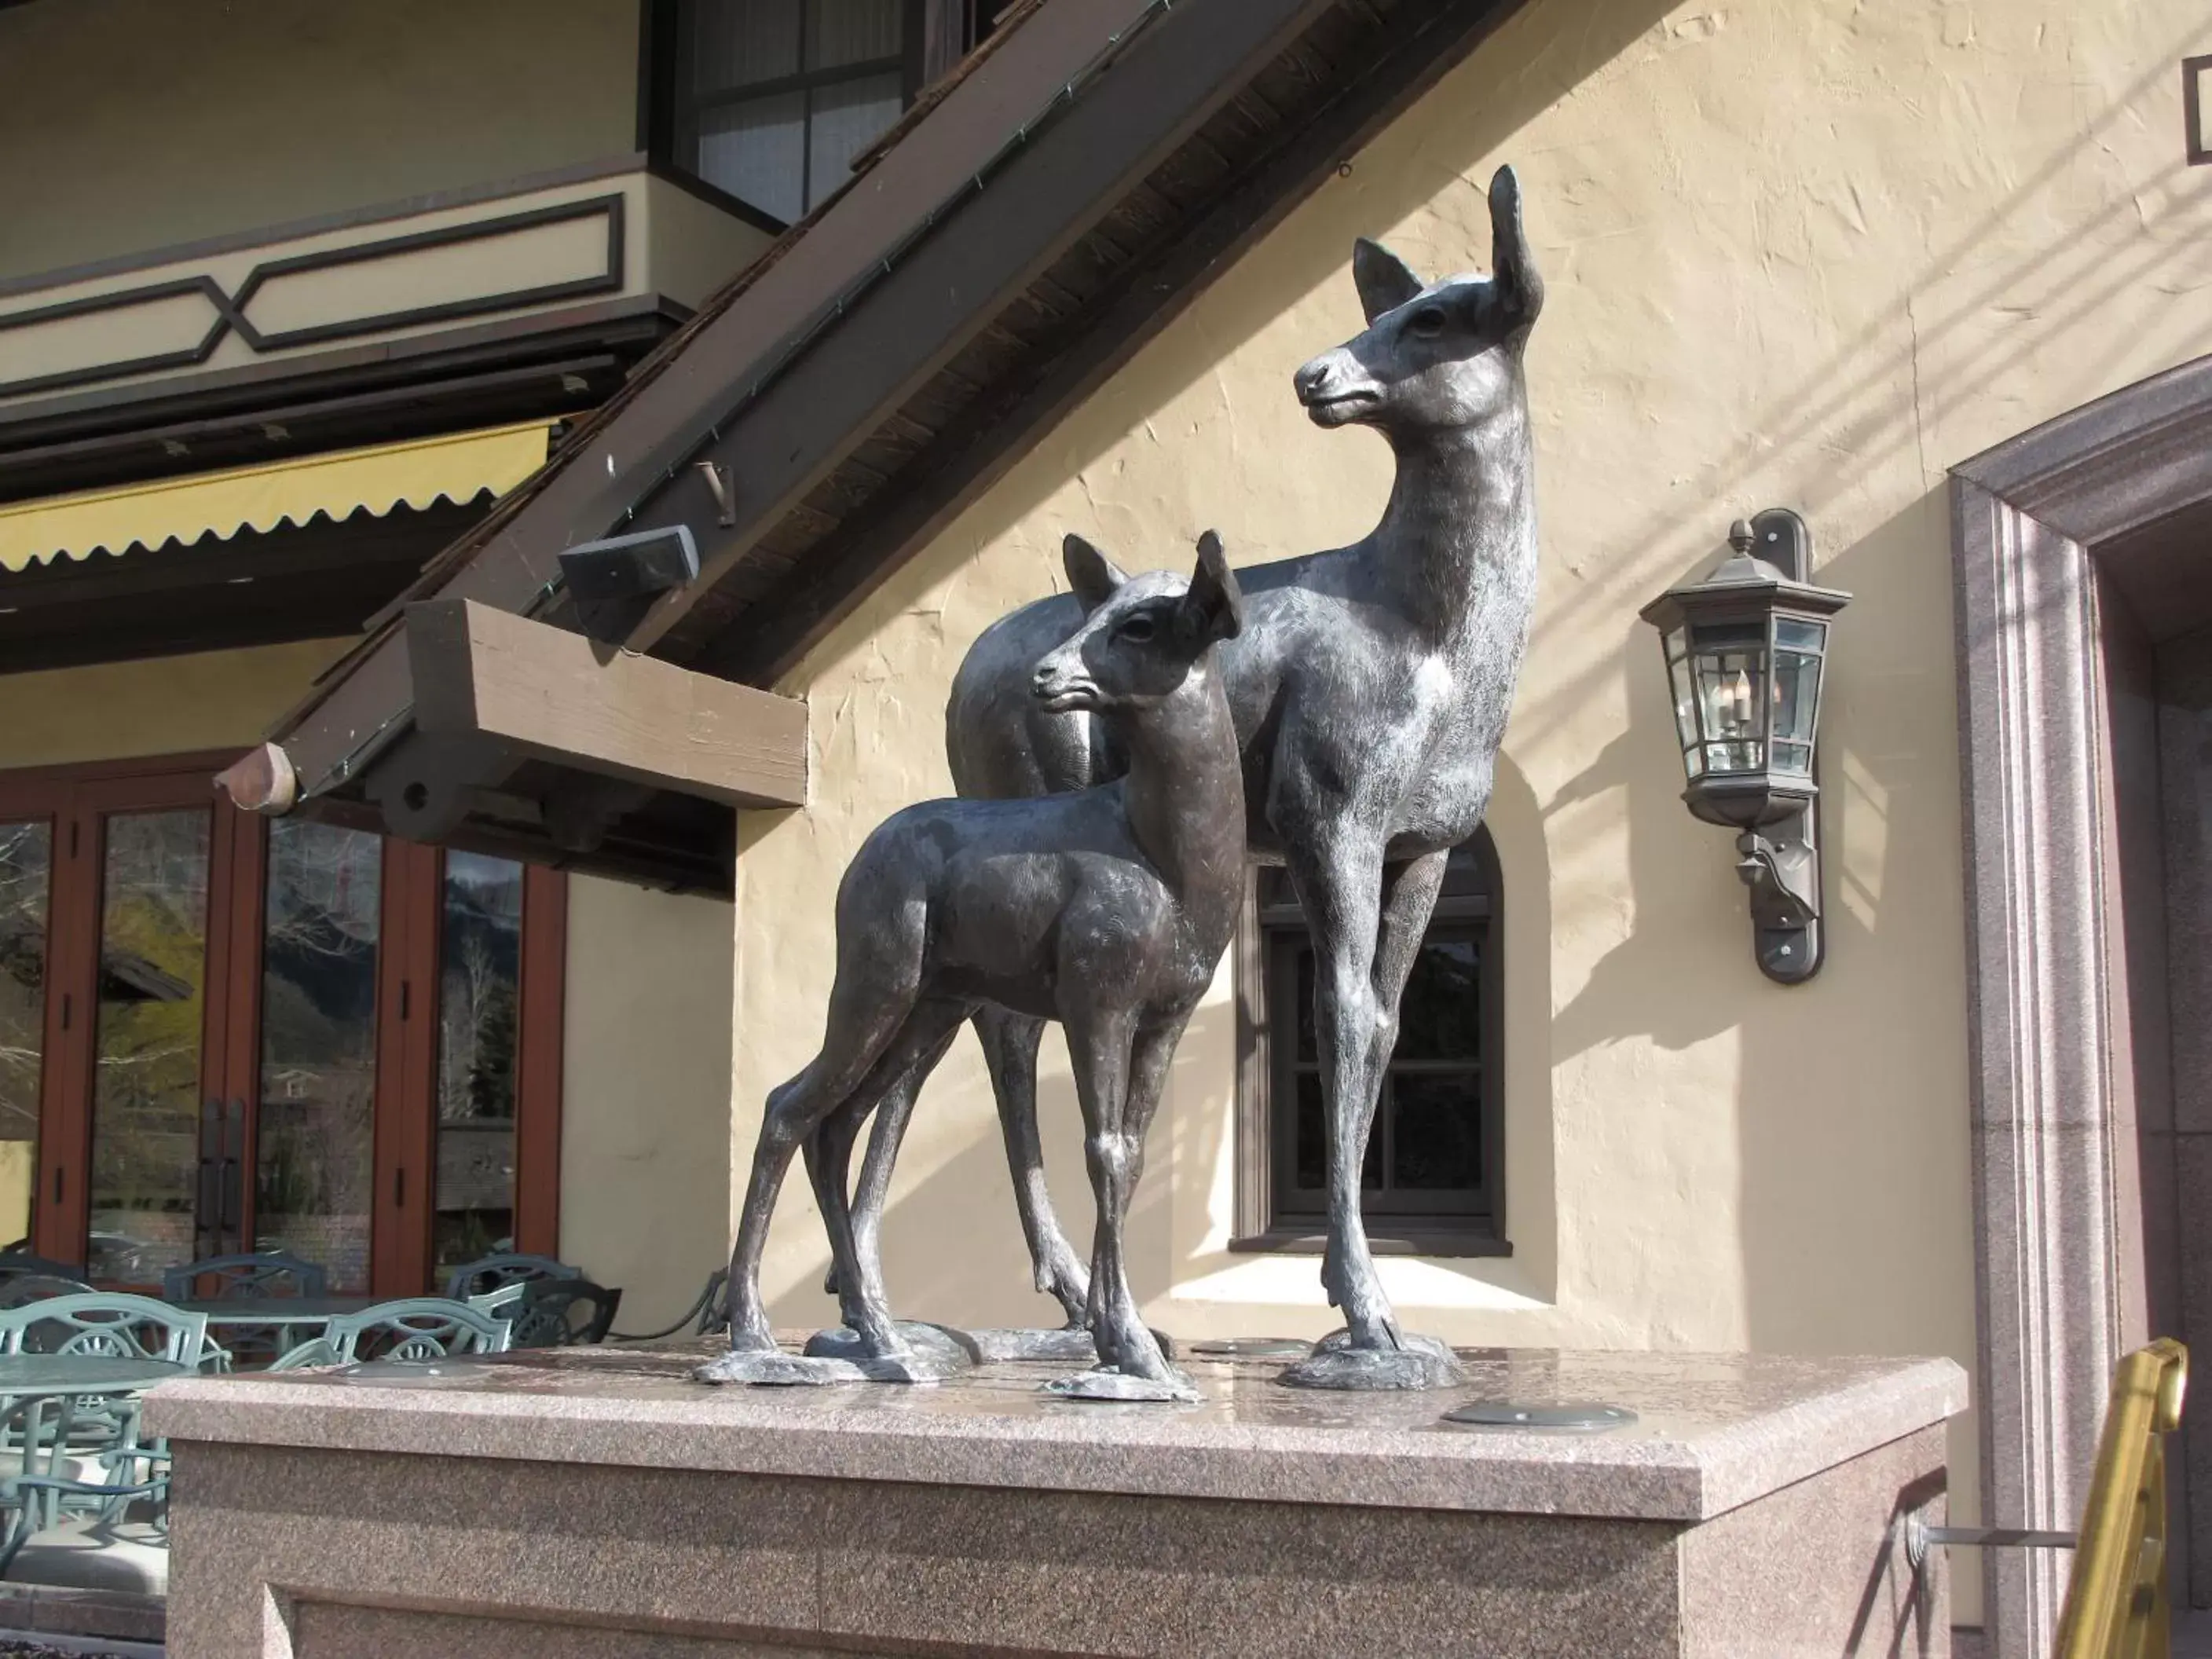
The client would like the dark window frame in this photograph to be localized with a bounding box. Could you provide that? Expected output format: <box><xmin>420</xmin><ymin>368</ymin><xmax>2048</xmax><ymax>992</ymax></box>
<box><xmin>1231</xmin><ymin>830</ymin><xmax>1508</xmax><ymax>1258</ymax></box>
<box><xmin>637</xmin><ymin>0</ymin><xmax>976</xmax><ymax>231</ymax></box>
<box><xmin>0</xmin><ymin>753</ymin><xmax>564</xmax><ymax>1293</ymax></box>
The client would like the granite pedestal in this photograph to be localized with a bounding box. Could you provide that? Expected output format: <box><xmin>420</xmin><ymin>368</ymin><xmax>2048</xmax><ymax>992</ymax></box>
<box><xmin>145</xmin><ymin>1343</ymin><xmax>1965</xmax><ymax>1658</ymax></box>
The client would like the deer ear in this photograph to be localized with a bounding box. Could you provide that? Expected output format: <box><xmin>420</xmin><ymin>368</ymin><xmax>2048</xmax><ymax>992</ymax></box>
<box><xmin>1062</xmin><ymin>533</ymin><xmax>1128</xmax><ymax>613</ymax></box>
<box><xmin>1180</xmin><ymin>529</ymin><xmax>1244</xmax><ymax>645</ymax></box>
<box><xmin>1487</xmin><ymin>165</ymin><xmax>1544</xmax><ymax>339</ymax></box>
<box><xmin>1352</xmin><ymin>238</ymin><xmax>1423</xmax><ymax>324</ymax></box>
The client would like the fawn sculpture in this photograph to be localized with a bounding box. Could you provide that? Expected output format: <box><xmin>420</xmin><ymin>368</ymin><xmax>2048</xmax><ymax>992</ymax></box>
<box><xmin>700</xmin><ymin>533</ymin><xmax>1247</xmax><ymax>1398</ymax></box>
<box><xmin>826</xmin><ymin>166</ymin><xmax>1544</xmax><ymax>1390</ymax></box>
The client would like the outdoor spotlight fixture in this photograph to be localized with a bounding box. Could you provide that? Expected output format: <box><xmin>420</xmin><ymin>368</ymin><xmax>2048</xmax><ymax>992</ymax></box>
<box><xmin>1639</xmin><ymin>509</ymin><xmax>1851</xmax><ymax>984</ymax></box>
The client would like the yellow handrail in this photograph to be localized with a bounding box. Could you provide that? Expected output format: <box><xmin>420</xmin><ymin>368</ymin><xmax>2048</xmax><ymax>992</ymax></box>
<box><xmin>2055</xmin><ymin>1337</ymin><xmax>2188</xmax><ymax>1659</ymax></box>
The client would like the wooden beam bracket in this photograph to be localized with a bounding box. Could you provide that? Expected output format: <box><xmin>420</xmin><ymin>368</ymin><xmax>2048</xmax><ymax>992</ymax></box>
<box><xmin>405</xmin><ymin>598</ymin><xmax>806</xmax><ymax>811</ymax></box>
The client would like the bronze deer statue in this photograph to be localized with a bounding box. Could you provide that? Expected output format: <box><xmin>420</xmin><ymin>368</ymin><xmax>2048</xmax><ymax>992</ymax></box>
<box><xmin>822</xmin><ymin>166</ymin><xmax>1543</xmax><ymax>1390</ymax></box>
<box><xmin>703</xmin><ymin>534</ymin><xmax>1247</xmax><ymax>1397</ymax></box>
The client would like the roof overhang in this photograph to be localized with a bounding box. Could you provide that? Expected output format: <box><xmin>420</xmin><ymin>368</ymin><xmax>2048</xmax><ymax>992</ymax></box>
<box><xmin>238</xmin><ymin>0</ymin><xmax>1533</xmax><ymax>892</ymax></box>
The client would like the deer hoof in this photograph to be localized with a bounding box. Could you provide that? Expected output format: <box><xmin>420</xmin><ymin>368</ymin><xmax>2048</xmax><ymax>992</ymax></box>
<box><xmin>1276</xmin><ymin>1330</ymin><xmax>1463</xmax><ymax>1392</ymax></box>
<box><xmin>804</xmin><ymin>1321</ymin><xmax>977</xmax><ymax>1371</ymax></box>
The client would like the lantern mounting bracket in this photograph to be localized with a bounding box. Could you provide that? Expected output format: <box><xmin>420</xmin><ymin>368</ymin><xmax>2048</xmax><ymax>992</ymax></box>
<box><xmin>1741</xmin><ymin>507</ymin><xmax>1824</xmax><ymax>985</ymax></box>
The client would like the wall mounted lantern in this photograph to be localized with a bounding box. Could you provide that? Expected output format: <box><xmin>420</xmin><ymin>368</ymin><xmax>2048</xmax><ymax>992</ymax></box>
<box><xmin>1639</xmin><ymin>509</ymin><xmax>1851</xmax><ymax>985</ymax></box>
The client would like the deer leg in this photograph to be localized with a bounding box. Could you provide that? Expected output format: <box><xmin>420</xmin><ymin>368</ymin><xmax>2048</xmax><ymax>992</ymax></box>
<box><xmin>1092</xmin><ymin>1013</ymin><xmax>1185</xmax><ymax>1382</ymax></box>
<box><xmin>1068</xmin><ymin>1005</ymin><xmax>1175</xmax><ymax>1384</ymax></box>
<box><xmin>817</xmin><ymin>1058</ymin><xmax>923</xmax><ymax>1298</ymax></box>
<box><xmin>976</xmin><ymin>1006</ymin><xmax>1090</xmax><ymax>1326</ymax></box>
<box><xmin>813</xmin><ymin>1009</ymin><xmax>968</xmax><ymax>1352</ymax></box>
<box><xmin>722</xmin><ymin>916</ymin><xmax>931</xmax><ymax>1353</ymax></box>
<box><xmin>1281</xmin><ymin>833</ymin><xmax>1397</xmax><ymax>1350</ymax></box>
<box><xmin>1372</xmin><ymin>845</ymin><xmax>1452</xmax><ymax>1085</ymax></box>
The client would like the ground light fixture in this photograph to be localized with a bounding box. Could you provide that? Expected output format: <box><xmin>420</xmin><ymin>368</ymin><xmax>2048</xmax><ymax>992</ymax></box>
<box><xmin>1639</xmin><ymin>509</ymin><xmax>1851</xmax><ymax>984</ymax></box>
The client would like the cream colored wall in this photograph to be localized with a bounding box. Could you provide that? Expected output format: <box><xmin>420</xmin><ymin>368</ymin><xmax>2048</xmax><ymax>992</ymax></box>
<box><xmin>0</xmin><ymin>639</ymin><xmax>351</xmax><ymax>767</ymax></box>
<box><xmin>0</xmin><ymin>0</ymin><xmax>638</xmax><ymax>282</ymax></box>
<box><xmin>731</xmin><ymin>0</ymin><xmax>2212</xmax><ymax>1621</ymax></box>
<box><xmin>558</xmin><ymin>876</ymin><xmax>734</xmax><ymax>1334</ymax></box>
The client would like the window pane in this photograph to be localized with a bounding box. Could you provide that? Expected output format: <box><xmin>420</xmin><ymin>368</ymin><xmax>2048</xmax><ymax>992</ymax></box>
<box><xmin>806</xmin><ymin>71</ymin><xmax>903</xmax><ymax>209</ymax></box>
<box><xmin>1389</xmin><ymin>1073</ymin><xmax>1482</xmax><ymax>1190</ymax></box>
<box><xmin>806</xmin><ymin>0</ymin><xmax>901</xmax><ymax>68</ymax></box>
<box><xmin>1393</xmin><ymin>937</ymin><xmax>1481</xmax><ymax>1060</ymax></box>
<box><xmin>434</xmin><ymin>852</ymin><xmax>523</xmax><ymax>1276</ymax></box>
<box><xmin>0</xmin><ymin>822</ymin><xmax>49</xmax><ymax>1247</ymax></box>
<box><xmin>255</xmin><ymin>819</ymin><xmax>380</xmax><ymax>1292</ymax></box>
<box><xmin>1294</xmin><ymin>945</ymin><xmax>1316</xmax><ymax>1063</ymax></box>
<box><xmin>88</xmin><ymin>810</ymin><xmax>210</xmax><ymax>1284</ymax></box>
<box><xmin>690</xmin><ymin>0</ymin><xmax>799</xmax><ymax>91</ymax></box>
<box><xmin>697</xmin><ymin>90</ymin><xmax>806</xmax><ymax>223</ymax></box>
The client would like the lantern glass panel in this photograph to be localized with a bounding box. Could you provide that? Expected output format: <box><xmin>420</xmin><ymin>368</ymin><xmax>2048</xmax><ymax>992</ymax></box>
<box><xmin>1773</xmin><ymin>651</ymin><xmax>1820</xmax><ymax>746</ymax></box>
<box><xmin>1690</xmin><ymin>621</ymin><xmax>1767</xmax><ymax>775</ymax></box>
<box><xmin>1772</xmin><ymin>741</ymin><xmax>1812</xmax><ymax>774</ymax></box>
<box><xmin>1668</xmin><ymin>654</ymin><xmax>1700</xmax><ymax>757</ymax></box>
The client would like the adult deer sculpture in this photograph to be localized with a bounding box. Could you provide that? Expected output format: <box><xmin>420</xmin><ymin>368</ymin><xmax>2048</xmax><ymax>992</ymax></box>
<box><xmin>702</xmin><ymin>535</ymin><xmax>1247</xmax><ymax>1398</ymax></box>
<box><xmin>828</xmin><ymin>167</ymin><xmax>1543</xmax><ymax>1390</ymax></box>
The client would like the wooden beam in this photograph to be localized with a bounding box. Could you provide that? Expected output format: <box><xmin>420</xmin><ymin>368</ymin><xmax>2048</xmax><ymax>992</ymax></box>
<box><xmin>405</xmin><ymin>599</ymin><xmax>806</xmax><ymax>809</ymax></box>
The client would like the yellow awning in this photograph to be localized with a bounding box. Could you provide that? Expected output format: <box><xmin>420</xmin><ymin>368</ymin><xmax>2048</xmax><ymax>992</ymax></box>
<box><xmin>0</xmin><ymin>419</ymin><xmax>557</xmax><ymax>571</ymax></box>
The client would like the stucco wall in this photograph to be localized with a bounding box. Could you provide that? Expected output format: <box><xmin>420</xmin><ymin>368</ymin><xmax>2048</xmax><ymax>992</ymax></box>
<box><xmin>558</xmin><ymin>876</ymin><xmax>735</xmax><ymax>1334</ymax></box>
<box><xmin>0</xmin><ymin>639</ymin><xmax>351</xmax><ymax>766</ymax></box>
<box><xmin>0</xmin><ymin>0</ymin><xmax>638</xmax><ymax>283</ymax></box>
<box><xmin>729</xmin><ymin>2</ymin><xmax>2212</xmax><ymax>1616</ymax></box>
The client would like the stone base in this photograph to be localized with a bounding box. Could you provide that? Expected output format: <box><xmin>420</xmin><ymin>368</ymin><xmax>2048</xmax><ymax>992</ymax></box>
<box><xmin>148</xmin><ymin>1344</ymin><xmax>1965</xmax><ymax>1657</ymax></box>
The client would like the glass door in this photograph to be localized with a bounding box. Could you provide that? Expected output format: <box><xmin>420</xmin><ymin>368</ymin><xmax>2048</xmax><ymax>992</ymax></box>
<box><xmin>252</xmin><ymin>818</ymin><xmax>382</xmax><ymax>1291</ymax></box>
<box><xmin>83</xmin><ymin>807</ymin><xmax>214</xmax><ymax>1285</ymax></box>
<box><xmin>0</xmin><ymin>820</ymin><xmax>51</xmax><ymax>1249</ymax></box>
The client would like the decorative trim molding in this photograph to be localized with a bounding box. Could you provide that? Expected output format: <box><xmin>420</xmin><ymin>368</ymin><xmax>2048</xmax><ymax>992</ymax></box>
<box><xmin>1950</xmin><ymin>350</ymin><xmax>2212</xmax><ymax>1656</ymax></box>
<box><xmin>1952</xmin><ymin>475</ymin><xmax>2119</xmax><ymax>1656</ymax></box>
<box><xmin>0</xmin><ymin>196</ymin><xmax>624</xmax><ymax>401</ymax></box>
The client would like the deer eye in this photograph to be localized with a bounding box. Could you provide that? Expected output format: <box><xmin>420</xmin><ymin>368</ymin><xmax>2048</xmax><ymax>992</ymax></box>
<box><xmin>1407</xmin><ymin>305</ymin><xmax>1448</xmax><ymax>339</ymax></box>
<box><xmin>1116</xmin><ymin>613</ymin><xmax>1158</xmax><ymax>644</ymax></box>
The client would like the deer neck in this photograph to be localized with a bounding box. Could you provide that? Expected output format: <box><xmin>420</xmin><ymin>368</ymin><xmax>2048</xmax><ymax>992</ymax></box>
<box><xmin>1113</xmin><ymin>673</ymin><xmax>1245</xmax><ymax>932</ymax></box>
<box><xmin>1368</xmin><ymin>392</ymin><xmax>1536</xmax><ymax>646</ymax></box>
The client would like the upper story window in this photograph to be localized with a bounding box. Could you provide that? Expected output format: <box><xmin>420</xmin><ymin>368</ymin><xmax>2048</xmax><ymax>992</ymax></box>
<box><xmin>1231</xmin><ymin>830</ymin><xmax>1507</xmax><ymax>1257</ymax></box>
<box><xmin>653</xmin><ymin>0</ymin><xmax>945</xmax><ymax>227</ymax></box>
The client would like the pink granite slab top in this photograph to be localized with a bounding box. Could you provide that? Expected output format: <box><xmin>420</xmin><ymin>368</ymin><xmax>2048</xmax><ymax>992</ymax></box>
<box><xmin>143</xmin><ymin>1343</ymin><xmax>1966</xmax><ymax>1522</ymax></box>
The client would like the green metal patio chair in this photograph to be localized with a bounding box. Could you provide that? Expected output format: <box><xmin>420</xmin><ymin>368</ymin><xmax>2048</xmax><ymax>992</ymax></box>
<box><xmin>484</xmin><ymin>1279</ymin><xmax>621</xmax><ymax>1349</ymax></box>
<box><xmin>269</xmin><ymin>1298</ymin><xmax>512</xmax><ymax>1370</ymax></box>
<box><xmin>0</xmin><ymin>1292</ymin><xmax>221</xmax><ymax>1370</ymax></box>
<box><xmin>441</xmin><ymin>1253</ymin><xmax>580</xmax><ymax>1301</ymax></box>
<box><xmin>0</xmin><ymin>1399</ymin><xmax>172</xmax><ymax>1574</ymax></box>
<box><xmin>160</xmin><ymin>1251</ymin><xmax>328</xmax><ymax>1301</ymax></box>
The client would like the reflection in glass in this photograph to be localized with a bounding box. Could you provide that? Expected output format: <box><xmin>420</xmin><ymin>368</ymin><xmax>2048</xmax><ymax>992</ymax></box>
<box><xmin>0</xmin><ymin>822</ymin><xmax>49</xmax><ymax>1247</ymax></box>
<box><xmin>682</xmin><ymin>0</ymin><xmax>908</xmax><ymax>220</ymax></box>
<box><xmin>434</xmin><ymin>852</ymin><xmax>523</xmax><ymax>1276</ymax></box>
<box><xmin>256</xmin><ymin>820</ymin><xmax>380</xmax><ymax>1291</ymax></box>
<box><xmin>1391</xmin><ymin>1073</ymin><xmax>1482</xmax><ymax>1189</ymax></box>
<box><xmin>88</xmin><ymin>811</ymin><xmax>210</xmax><ymax>1284</ymax></box>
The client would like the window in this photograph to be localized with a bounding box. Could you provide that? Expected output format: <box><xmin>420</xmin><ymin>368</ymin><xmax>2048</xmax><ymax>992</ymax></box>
<box><xmin>643</xmin><ymin>0</ymin><xmax>987</xmax><ymax>227</ymax></box>
<box><xmin>0</xmin><ymin>756</ymin><xmax>565</xmax><ymax>1293</ymax></box>
<box><xmin>1232</xmin><ymin>831</ymin><xmax>1506</xmax><ymax>1255</ymax></box>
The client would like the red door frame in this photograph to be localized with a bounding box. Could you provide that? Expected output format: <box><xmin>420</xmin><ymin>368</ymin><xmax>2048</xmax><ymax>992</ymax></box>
<box><xmin>0</xmin><ymin>754</ymin><xmax>565</xmax><ymax>1287</ymax></box>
